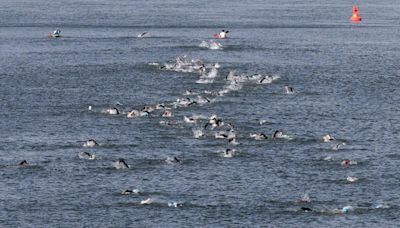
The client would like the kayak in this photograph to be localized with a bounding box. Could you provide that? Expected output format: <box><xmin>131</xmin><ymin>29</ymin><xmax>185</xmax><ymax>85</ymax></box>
<box><xmin>213</xmin><ymin>34</ymin><xmax>225</xmax><ymax>39</ymax></box>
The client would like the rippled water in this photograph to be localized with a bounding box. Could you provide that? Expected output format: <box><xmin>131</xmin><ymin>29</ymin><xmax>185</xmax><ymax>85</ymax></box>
<box><xmin>1</xmin><ymin>0</ymin><xmax>400</xmax><ymax>227</ymax></box>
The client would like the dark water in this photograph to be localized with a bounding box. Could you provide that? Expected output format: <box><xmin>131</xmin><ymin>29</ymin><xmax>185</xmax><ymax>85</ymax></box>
<box><xmin>1</xmin><ymin>0</ymin><xmax>400</xmax><ymax>227</ymax></box>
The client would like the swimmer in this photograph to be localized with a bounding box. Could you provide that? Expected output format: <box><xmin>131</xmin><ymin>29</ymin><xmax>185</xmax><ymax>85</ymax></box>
<box><xmin>114</xmin><ymin>159</ymin><xmax>129</xmax><ymax>169</ymax></box>
<box><xmin>196</xmin><ymin>96</ymin><xmax>211</xmax><ymax>105</ymax></box>
<box><xmin>323</xmin><ymin>134</ymin><xmax>335</xmax><ymax>142</ymax></box>
<box><xmin>166</xmin><ymin>156</ymin><xmax>181</xmax><ymax>164</ymax></box>
<box><xmin>272</xmin><ymin>130</ymin><xmax>292</xmax><ymax>140</ymax></box>
<box><xmin>215</xmin><ymin>131</ymin><xmax>229</xmax><ymax>139</ymax></box>
<box><xmin>208</xmin><ymin>115</ymin><xmax>224</xmax><ymax>127</ymax></box>
<box><xmin>300</xmin><ymin>192</ymin><xmax>311</xmax><ymax>203</ymax></box>
<box><xmin>295</xmin><ymin>192</ymin><xmax>311</xmax><ymax>204</ymax></box>
<box><xmin>105</xmin><ymin>107</ymin><xmax>119</xmax><ymax>115</ymax></box>
<box><xmin>127</xmin><ymin>109</ymin><xmax>140</xmax><ymax>118</ymax></box>
<box><xmin>301</xmin><ymin>207</ymin><xmax>312</xmax><ymax>212</ymax></box>
<box><xmin>215</xmin><ymin>119</ymin><xmax>224</xmax><ymax>127</ymax></box>
<box><xmin>78</xmin><ymin>152</ymin><xmax>96</xmax><ymax>160</ymax></box>
<box><xmin>121</xmin><ymin>189</ymin><xmax>140</xmax><ymax>195</ymax></box>
<box><xmin>341</xmin><ymin>159</ymin><xmax>351</xmax><ymax>166</ymax></box>
<box><xmin>273</xmin><ymin>130</ymin><xmax>283</xmax><ymax>139</ymax></box>
<box><xmin>184</xmin><ymin>90</ymin><xmax>196</xmax><ymax>96</ymax></box>
<box><xmin>184</xmin><ymin>116</ymin><xmax>197</xmax><ymax>124</ymax></box>
<box><xmin>247</xmin><ymin>74</ymin><xmax>263</xmax><ymax>81</ymax></box>
<box><xmin>341</xmin><ymin>159</ymin><xmax>357</xmax><ymax>166</ymax></box>
<box><xmin>155</xmin><ymin>103</ymin><xmax>166</xmax><ymax>109</ymax></box>
<box><xmin>212</xmin><ymin>63</ymin><xmax>221</xmax><ymax>69</ymax></box>
<box><xmin>341</xmin><ymin>206</ymin><xmax>354</xmax><ymax>213</ymax></box>
<box><xmin>223</xmin><ymin>149</ymin><xmax>236</xmax><ymax>158</ymax></box>
<box><xmin>228</xmin><ymin>137</ymin><xmax>239</xmax><ymax>145</ymax></box>
<box><xmin>83</xmin><ymin>139</ymin><xmax>98</xmax><ymax>147</ymax></box>
<box><xmin>250</xmin><ymin>133</ymin><xmax>268</xmax><ymax>140</ymax></box>
<box><xmin>332</xmin><ymin>142</ymin><xmax>346</xmax><ymax>150</ymax></box>
<box><xmin>139</xmin><ymin>110</ymin><xmax>150</xmax><ymax>117</ymax></box>
<box><xmin>50</xmin><ymin>28</ymin><xmax>61</xmax><ymax>38</ymax></box>
<box><xmin>173</xmin><ymin>157</ymin><xmax>181</xmax><ymax>163</ymax></box>
<box><xmin>258</xmin><ymin>76</ymin><xmax>273</xmax><ymax>84</ymax></box>
<box><xmin>142</xmin><ymin>106</ymin><xmax>154</xmax><ymax>113</ymax></box>
<box><xmin>192</xmin><ymin>128</ymin><xmax>204</xmax><ymax>139</ymax></box>
<box><xmin>137</xmin><ymin>32</ymin><xmax>148</xmax><ymax>38</ymax></box>
<box><xmin>19</xmin><ymin>160</ymin><xmax>29</xmax><ymax>167</ymax></box>
<box><xmin>168</xmin><ymin>202</ymin><xmax>183</xmax><ymax>207</ymax></box>
<box><xmin>140</xmin><ymin>198</ymin><xmax>154</xmax><ymax>205</ymax></box>
<box><xmin>162</xmin><ymin>110</ymin><xmax>173</xmax><ymax>117</ymax></box>
<box><xmin>346</xmin><ymin>176</ymin><xmax>358</xmax><ymax>182</ymax></box>
<box><xmin>285</xmin><ymin>85</ymin><xmax>295</xmax><ymax>94</ymax></box>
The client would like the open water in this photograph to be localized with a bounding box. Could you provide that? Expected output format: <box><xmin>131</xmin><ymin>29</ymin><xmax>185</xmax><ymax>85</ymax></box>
<box><xmin>1</xmin><ymin>0</ymin><xmax>400</xmax><ymax>227</ymax></box>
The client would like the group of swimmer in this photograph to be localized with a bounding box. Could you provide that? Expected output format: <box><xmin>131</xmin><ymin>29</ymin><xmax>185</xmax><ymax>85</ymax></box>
<box><xmin>72</xmin><ymin>53</ymin><xmax>363</xmax><ymax>210</ymax></box>
<box><xmin>48</xmin><ymin>28</ymin><xmax>228</xmax><ymax>39</ymax></box>
<box><xmin>62</xmin><ymin>53</ymin><xmax>289</xmax><ymax>206</ymax></box>
<box><xmin>78</xmin><ymin>137</ymin><xmax>182</xmax><ymax>207</ymax></box>
<box><xmin>48</xmin><ymin>27</ymin><xmax>228</xmax><ymax>50</ymax></box>
<box><xmin>28</xmin><ymin>24</ymin><xmax>382</xmax><ymax>212</ymax></box>
<box><xmin>296</xmin><ymin>133</ymin><xmax>362</xmax><ymax>213</ymax></box>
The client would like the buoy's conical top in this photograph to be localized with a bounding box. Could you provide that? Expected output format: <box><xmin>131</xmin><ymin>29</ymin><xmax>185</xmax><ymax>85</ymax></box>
<box><xmin>350</xmin><ymin>4</ymin><xmax>362</xmax><ymax>22</ymax></box>
<box><xmin>353</xmin><ymin>5</ymin><xmax>359</xmax><ymax>13</ymax></box>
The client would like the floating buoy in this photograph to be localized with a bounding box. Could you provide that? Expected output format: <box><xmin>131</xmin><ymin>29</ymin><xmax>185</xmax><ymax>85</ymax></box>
<box><xmin>350</xmin><ymin>5</ymin><xmax>362</xmax><ymax>22</ymax></box>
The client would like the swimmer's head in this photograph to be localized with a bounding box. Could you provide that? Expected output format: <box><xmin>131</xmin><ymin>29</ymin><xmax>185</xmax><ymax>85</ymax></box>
<box><xmin>341</xmin><ymin>159</ymin><xmax>351</xmax><ymax>166</ymax></box>
<box><xmin>341</xmin><ymin>206</ymin><xmax>353</xmax><ymax>213</ymax></box>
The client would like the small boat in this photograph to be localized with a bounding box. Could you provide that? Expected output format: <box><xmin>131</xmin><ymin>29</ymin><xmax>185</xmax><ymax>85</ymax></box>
<box><xmin>49</xmin><ymin>29</ymin><xmax>62</xmax><ymax>38</ymax></box>
<box><xmin>213</xmin><ymin>30</ymin><xmax>229</xmax><ymax>39</ymax></box>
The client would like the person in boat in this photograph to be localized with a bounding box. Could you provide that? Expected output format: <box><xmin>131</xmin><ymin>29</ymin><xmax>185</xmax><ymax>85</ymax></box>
<box><xmin>219</xmin><ymin>30</ymin><xmax>229</xmax><ymax>39</ymax></box>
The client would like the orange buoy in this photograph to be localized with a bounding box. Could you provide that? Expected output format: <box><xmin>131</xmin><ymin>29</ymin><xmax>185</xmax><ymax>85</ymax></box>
<box><xmin>350</xmin><ymin>5</ymin><xmax>362</xmax><ymax>22</ymax></box>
